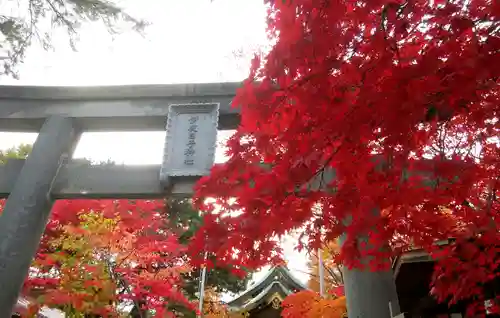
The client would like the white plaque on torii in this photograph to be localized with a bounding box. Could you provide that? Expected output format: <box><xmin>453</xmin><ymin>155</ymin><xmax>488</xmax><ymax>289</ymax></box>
<box><xmin>159</xmin><ymin>103</ymin><xmax>220</xmax><ymax>182</ymax></box>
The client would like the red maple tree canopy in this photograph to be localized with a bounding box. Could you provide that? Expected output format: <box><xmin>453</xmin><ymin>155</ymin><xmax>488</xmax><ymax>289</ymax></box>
<box><xmin>190</xmin><ymin>0</ymin><xmax>499</xmax><ymax>315</ymax></box>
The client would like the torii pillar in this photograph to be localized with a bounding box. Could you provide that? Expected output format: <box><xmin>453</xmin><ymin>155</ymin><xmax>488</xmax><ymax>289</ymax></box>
<box><xmin>0</xmin><ymin>116</ymin><xmax>79</xmax><ymax>315</ymax></box>
<box><xmin>312</xmin><ymin>170</ymin><xmax>401</xmax><ymax>318</ymax></box>
<box><xmin>341</xmin><ymin>238</ymin><xmax>401</xmax><ymax>318</ymax></box>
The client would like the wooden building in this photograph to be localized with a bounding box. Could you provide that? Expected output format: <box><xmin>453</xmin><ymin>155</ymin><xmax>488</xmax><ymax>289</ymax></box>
<box><xmin>227</xmin><ymin>267</ymin><xmax>307</xmax><ymax>318</ymax></box>
<box><xmin>394</xmin><ymin>247</ymin><xmax>467</xmax><ymax>317</ymax></box>
<box><xmin>394</xmin><ymin>244</ymin><xmax>499</xmax><ymax>318</ymax></box>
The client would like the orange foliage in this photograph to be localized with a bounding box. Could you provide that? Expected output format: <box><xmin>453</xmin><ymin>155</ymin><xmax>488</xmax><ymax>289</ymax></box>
<box><xmin>203</xmin><ymin>287</ymin><xmax>231</xmax><ymax>318</ymax></box>
<box><xmin>281</xmin><ymin>290</ymin><xmax>347</xmax><ymax>318</ymax></box>
<box><xmin>283</xmin><ymin>241</ymin><xmax>347</xmax><ymax>318</ymax></box>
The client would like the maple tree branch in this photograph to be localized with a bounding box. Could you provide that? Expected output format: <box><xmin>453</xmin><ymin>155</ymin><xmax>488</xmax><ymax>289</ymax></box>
<box><xmin>308</xmin><ymin>249</ymin><xmax>344</xmax><ymax>287</ymax></box>
<box><xmin>336</xmin><ymin>264</ymin><xmax>344</xmax><ymax>283</ymax></box>
<box><xmin>116</xmin><ymin>250</ymin><xmax>135</xmax><ymax>269</ymax></box>
<box><xmin>486</xmin><ymin>176</ymin><xmax>499</xmax><ymax>215</ymax></box>
<box><xmin>104</xmin><ymin>258</ymin><xmax>145</xmax><ymax>318</ymax></box>
<box><xmin>324</xmin><ymin>265</ymin><xmax>343</xmax><ymax>286</ymax></box>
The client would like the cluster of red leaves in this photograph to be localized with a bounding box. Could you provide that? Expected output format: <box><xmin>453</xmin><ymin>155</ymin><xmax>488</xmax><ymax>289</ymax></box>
<box><xmin>431</xmin><ymin>234</ymin><xmax>500</xmax><ymax>316</ymax></box>
<box><xmin>190</xmin><ymin>0</ymin><xmax>499</xmax><ymax>315</ymax></box>
<box><xmin>2</xmin><ymin>199</ymin><xmax>194</xmax><ymax>316</ymax></box>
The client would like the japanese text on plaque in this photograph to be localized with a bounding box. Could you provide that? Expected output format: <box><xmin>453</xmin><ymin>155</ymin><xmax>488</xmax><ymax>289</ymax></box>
<box><xmin>184</xmin><ymin>115</ymin><xmax>199</xmax><ymax>165</ymax></box>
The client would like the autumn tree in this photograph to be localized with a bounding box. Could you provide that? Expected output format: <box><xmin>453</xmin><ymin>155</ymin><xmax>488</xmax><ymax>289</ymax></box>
<box><xmin>191</xmin><ymin>0</ymin><xmax>499</xmax><ymax>315</ymax></box>
<box><xmin>0</xmin><ymin>0</ymin><xmax>145</xmax><ymax>77</ymax></box>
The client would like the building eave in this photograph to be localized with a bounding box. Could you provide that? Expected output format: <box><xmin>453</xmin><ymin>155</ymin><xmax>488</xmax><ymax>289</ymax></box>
<box><xmin>392</xmin><ymin>239</ymin><xmax>453</xmax><ymax>278</ymax></box>
<box><xmin>229</xmin><ymin>281</ymin><xmax>293</xmax><ymax>313</ymax></box>
<box><xmin>227</xmin><ymin>266</ymin><xmax>307</xmax><ymax>307</ymax></box>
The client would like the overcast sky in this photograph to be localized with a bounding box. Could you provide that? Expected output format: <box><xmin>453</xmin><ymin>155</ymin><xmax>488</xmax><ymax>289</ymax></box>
<box><xmin>0</xmin><ymin>0</ymin><xmax>310</xmax><ymax>298</ymax></box>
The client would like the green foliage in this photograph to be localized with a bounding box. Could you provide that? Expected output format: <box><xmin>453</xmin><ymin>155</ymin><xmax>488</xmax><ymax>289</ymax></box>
<box><xmin>166</xmin><ymin>198</ymin><xmax>203</xmax><ymax>245</ymax></box>
<box><xmin>0</xmin><ymin>0</ymin><xmax>147</xmax><ymax>77</ymax></box>
<box><xmin>0</xmin><ymin>143</ymin><xmax>32</xmax><ymax>163</ymax></box>
<box><xmin>165</xmin><ymin>198</ymin><xmax>251</xmax><ymax>296</ymax></box>
<box><xmin>0</xmin><ymin>143</ymin><xmax>107</xmax><ymax>166</ymax></box>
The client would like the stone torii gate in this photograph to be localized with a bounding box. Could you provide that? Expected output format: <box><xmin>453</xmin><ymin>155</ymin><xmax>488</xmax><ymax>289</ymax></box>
<box><xmin>0</xmin><ymin>82</ymin><xmax>399</xmax><ymax>317</ymax></box>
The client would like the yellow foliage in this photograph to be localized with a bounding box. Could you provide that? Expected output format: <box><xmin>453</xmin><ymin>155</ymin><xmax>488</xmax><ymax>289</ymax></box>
<box><xmin>202</xmin><ymin>287</ymin><xmax>232</xmax><ymax>318</ymax></box>
<box><xmin>40</xmin><ymin>212</ymin><xmax>121</xmax><ymax>314</ymax></box>
<box><xmin>201</xmin><ymin>287</ymin><xmax>248</xmax><ymax>318</ymax></box>
<box><xmin>31</xmin><ymin>210</ymin><xmax>191</xmax><ymax>315</ymax></box>
<box><xmin>308</xmin><ymin>240</ymin><xmax>344</xmax><ymax>296</ymax></box>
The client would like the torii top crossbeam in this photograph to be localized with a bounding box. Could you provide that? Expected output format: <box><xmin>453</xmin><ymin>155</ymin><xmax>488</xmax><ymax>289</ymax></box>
<box><xmin>0</xmin><ymin>82</ymin><xmax>242</xmax><ymax>132</ymax></box>
<box><xmin>0</xmin><ymin>82</ymin><xmax>244</xmax><ymax>198</ymax></box>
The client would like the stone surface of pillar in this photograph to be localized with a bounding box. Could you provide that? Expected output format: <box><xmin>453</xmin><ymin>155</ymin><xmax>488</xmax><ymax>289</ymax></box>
<box><xmin>0</xmin><ymin>116</ymin><xmax>77</xmax><ymax>316</ymax></box>
<box><xmin>341</xmin><ymin>236</ymin><xmax>401</xmax><ymax>318</ymax></box>
<box><xmin>343</xmin><ymin>265</ymin><xmax>401</xmax><ymax>318</ymax></box>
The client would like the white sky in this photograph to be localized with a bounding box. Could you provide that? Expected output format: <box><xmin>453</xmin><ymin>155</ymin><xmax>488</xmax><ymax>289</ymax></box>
<box><xmin>0</xmin><ymin>0</ymin><xmax>309</xmax><ymax>297</ymax></box>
